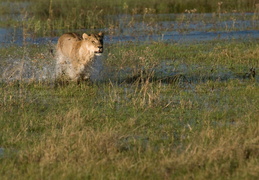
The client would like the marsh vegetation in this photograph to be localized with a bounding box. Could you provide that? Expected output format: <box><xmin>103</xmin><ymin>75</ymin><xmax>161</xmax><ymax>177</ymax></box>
<box><xmin>0</xmin><ymin>0</ymin><xmax>259</xmax><ymax>179</ymax></box>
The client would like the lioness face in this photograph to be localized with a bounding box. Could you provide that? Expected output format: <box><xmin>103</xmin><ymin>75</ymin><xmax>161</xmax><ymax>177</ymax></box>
<box><xmin>82</xmin><ymin>32</ymin><xmax>103</xmax><ymax>54</ymax></box>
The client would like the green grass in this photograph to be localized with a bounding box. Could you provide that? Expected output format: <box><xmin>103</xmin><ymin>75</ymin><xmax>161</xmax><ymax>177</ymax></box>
<box><xmin>0</xmin><ymin>40</ymin><xmax>259</xmax><ymax>179</ymax></box>
<box><xmin>1</xmin><ymin>1</ymin><xmax>259</xmax><ymax>179</ymax></box>
<box><xmin>1</xmin><ymin>0</ymin><xmax>259</xmax><ymax>36</ymax></box>
<box><xmin>3</xmin><ymin>0</ymin><xmax>257</xmax><ymax>15</ymax></box>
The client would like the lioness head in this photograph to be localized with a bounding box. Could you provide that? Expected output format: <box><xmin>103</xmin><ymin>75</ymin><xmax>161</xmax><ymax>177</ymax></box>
<box><xmin>82</xmin><ymin>32</ymin><xmax>104</xmax><ymax>55</ymax></box>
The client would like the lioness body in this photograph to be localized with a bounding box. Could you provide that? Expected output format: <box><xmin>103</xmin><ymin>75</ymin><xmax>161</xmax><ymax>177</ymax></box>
<box><xmin>56</xmin><ymin>32</ymin><xmax>103</xmax><ymax>82</ymax></box>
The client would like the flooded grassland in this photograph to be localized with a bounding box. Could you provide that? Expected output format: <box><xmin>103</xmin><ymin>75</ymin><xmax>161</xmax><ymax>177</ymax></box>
<box><xmin>0</xmin><ymin>1</ymin><xmax>259</xmax><ymax>180</ymax></box>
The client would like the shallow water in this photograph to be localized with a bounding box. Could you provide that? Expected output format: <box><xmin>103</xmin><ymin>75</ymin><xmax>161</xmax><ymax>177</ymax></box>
<box><xmin>1</xmin><ymin>29</ymin><xmax>259</xmax><ymax>48</ymax></box>
<box><xmin>0</xmin><ymin>13</ymin><xmax>258</xmax><ymax>82</ymax></box>
<box><xmin>1</xmin><ymin>57</ymin><xmax>55</xmax><ymax>82</ymax></box>
<box><xmin>1</xmin><ymin>13</ymin><xmax>259</xmax><ymax>46</ymax></box>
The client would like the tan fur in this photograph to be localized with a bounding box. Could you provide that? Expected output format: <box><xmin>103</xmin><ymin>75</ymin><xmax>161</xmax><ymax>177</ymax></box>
<box><xmin>55</xmin><ymin>32</ymin><xmax>104</xmax><ymax>82</ymax></box>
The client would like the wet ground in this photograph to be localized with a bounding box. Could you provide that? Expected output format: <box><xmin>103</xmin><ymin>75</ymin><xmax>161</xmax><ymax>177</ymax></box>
<box><xmin>0</xmin><ymin>13</ymin><xmax>258</xmax><ymax>83</ymax></box>
<box><xmin>1</xmin><ymin>13</ymin><xmax>259</xmax><ymax>46</ymax></box>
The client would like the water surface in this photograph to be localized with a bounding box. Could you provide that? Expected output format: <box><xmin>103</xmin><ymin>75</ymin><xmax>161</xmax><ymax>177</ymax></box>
<box><xmin>1</xmin><ymin>13</ymin><xmax>259</xmax><ymax>46</ymax></box>
<box><xmin>0</xmin><ymin>13</ymin><xmax>258</xmax><ymax>82</ymax></box>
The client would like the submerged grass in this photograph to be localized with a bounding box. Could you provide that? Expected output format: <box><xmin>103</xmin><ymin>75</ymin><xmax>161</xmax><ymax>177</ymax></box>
<box><xmin>0</xmin><ymin>39</ymin><xmax>259</xmax><ymax>179</ymax></box>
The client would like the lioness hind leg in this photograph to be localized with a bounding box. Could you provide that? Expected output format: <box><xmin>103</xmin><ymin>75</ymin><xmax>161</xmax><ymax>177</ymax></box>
<box><xmin>55</xmin><ymin>51</ymin><xmax>65</xmax><ymax>78</ymax></box>
<box><xmin>55</xmin><ymin>63</ymin><xmax>63</xmax><ymax>79</ymax></box>
<box><xmin>54</xmin><ymin>56</ymin><xmax>70</xmax><ymax>86</ymax></box>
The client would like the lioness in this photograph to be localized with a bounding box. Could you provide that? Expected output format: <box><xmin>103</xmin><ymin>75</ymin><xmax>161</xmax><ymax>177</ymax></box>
<box><xmin>56</xmin><ymin>32</ymin><xmax>104</xmax><ymax>82</ymax></box>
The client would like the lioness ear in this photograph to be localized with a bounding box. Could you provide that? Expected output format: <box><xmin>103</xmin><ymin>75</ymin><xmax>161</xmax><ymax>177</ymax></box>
<box><xmin>82</xmin><ymin>33</ymin><xmax>89</xmax><ymax>39</ymax></box>
<box><xmin>98</xmin><ymin>32</ymin><xmax>104</xmax><ymax>37</ymax></box>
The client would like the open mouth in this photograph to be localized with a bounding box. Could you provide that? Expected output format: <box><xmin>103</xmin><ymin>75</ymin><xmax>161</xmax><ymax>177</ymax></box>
<box><xmin>95</xmin><ymin>47</ymin><xmax>103</xmax><ymax>54</ymax></box>
<box><xmin>95</xmin><ymin>50</ymin><xmax>103</xmax><ymax>53</ymax></box>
